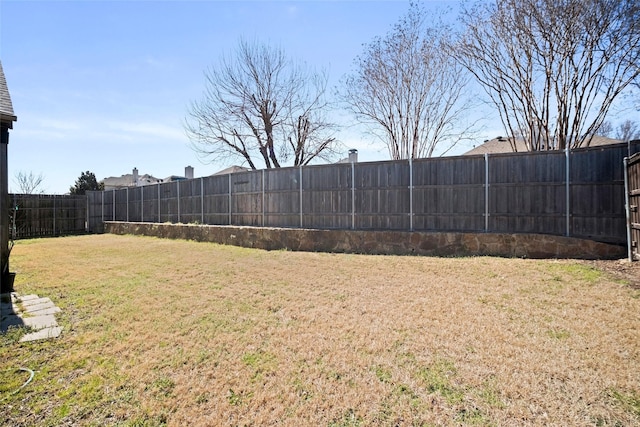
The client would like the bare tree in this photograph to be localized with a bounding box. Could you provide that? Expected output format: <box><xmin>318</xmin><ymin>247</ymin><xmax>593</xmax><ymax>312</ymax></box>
<box><xmin>185</xmin><ymin>40</ymin><xmax>339</xmax><ymax>169</ymax></box>
<box><xmin>13</xmin><ymin>171</ymin><xmax>45</xmax><ymax>194</ymax></box>
<box><xmin>342</xmin><ymin>2</ymin><xmax>473</xmax><ymax>160</ymax></box>
<box><xmin>596</xmin><ymin>121</ymin><xmax>614</xmax><ymax>137</ymax></box>
<box><xmin>456</xmin><ymin>0</ymin><xmax>640</xmax><ymax>151</ymax></box>
<box><xmin>615</xmin><ymin>119</ymin><xmax>640</xmax><ymax>141</ymax></box>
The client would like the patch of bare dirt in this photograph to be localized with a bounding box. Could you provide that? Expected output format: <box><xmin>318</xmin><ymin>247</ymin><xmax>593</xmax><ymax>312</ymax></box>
<box><xmin>583</xmin><ymin>258</ymin><xmax>640</xmax><ymax>289</ymax></box>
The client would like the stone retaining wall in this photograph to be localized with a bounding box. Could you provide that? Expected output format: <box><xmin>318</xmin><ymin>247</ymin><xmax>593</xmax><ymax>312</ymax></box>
<box><xmin>104</xmin><ymin>222</ymin><xmax>625</xmax><ymax>259</ymax></box>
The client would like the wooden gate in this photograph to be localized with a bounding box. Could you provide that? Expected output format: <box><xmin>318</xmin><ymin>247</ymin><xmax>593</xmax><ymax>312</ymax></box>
<box><xmin>627</xmin><ymin>153</ymin><xmax>640</xmax><ymax>261</ymax></box>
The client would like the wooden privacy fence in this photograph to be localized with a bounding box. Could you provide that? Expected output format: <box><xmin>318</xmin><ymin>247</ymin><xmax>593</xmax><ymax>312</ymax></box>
<box><xmin>88</xmin><ymin>141</ymin><xmax>640</xmax><ymax>245</ymax></box>
<box><xmin>10</xmin><ymin>194</ymin><xmax>87</xmax><ymax>239</ymax></box>
<box><xmin>626</xmin><ymin>152</ymin><xmax>640</xmax><ymax>260</ymax></box>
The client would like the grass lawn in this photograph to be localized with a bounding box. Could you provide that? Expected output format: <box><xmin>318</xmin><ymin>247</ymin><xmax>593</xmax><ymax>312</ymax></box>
<box><xmin>1</xmin><ymin>234</ymin><xmax>639</xmax><ymax>426</ymax></box>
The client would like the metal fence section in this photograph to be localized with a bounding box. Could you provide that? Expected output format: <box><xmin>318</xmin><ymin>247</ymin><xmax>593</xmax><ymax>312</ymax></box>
<box><xmin>10</xmin><ymin>194</ymin><xmax>87</xmax><ymax>239</ymax></box>
<box><xmin>87</xmin><ymin>141</ymin><xmax>640</xmax><ymax>245</ymax></box>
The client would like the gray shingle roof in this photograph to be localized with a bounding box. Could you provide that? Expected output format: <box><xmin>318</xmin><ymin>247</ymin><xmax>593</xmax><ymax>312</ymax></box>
<box><xmin>464</xmin><ymin>135</ymin><xmax>623</xmax><ymax>155</ymax></box>
<box><xmin>0</xmin><ymin>61</ymin><xmax>17</xmax><ymax>127</ymax></box>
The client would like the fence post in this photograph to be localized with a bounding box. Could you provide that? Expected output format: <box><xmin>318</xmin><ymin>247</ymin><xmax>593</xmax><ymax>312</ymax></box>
<box><xmin>485</xmin><ymin>153</ymin><xmax>489</xmax><ymax>232</ymax></box>
<box><xmin>565</xmin><ymin>145</ymin><xmax>570</xmax><ymax>237</ymax></box>
<box><xmin>101</xmin><ymin>191</ymin><xmax>104</xmax><ymax>223</ymax></box>
<box><xmin>624</xmin><ymin>157</ymin><xmax>633</xmax><ymax>262</ymax></box>
<box><xmin>299</xmin><ymin>165</ymin><xmax>303</xmax><ymax>228</ymax></box>
<box><xmin>228</xmin><ymin>174</ymin><xmax>232</xmax><ymax>225</ymax></box>
<box><xmin>157</xmin><ymin>183</ymin><xmax>161</xmax><ymax>223</ymax></box>
<box><xmin>112</xmin><ymin>190</ymin><xmax>115</xmax><ymax>221</ymax></box>
<box><xmin>141</xmin><ymin>186</ymin><xmax>144</xmax><ymax>222</ymax></box>
<box><xmin>177</xmin><ymin>181</ymin><xmax>181</xmax><ymax>223</ymax></box>
<box><xmin>53</xmin><ymin>195</ymin><xmax>56</xmax><ymax>236</ymax></box>
<box><xmin>201</xmin><ymin>177</ymin><xmax>205</xmax><ymax>224</ymax></box>
<box><xmin>262</xmin><ymin>170</ymin><xmax>265</xmax><ymax>226</ymax></box>
<box><xmin>409</xmin><ymin>158</ymin><xmax>413</xmax><ymax>231</ymax></box>
<box><xmin>351</xmin><ymin>161</ymin><xmax>356</xmax><ymax>230</ymax></box>
<box><xmin>126</xmin><ymin>187</ymin><xmax>129</xmax><ymax>222</ymax></box>
<box><xmin>85</xmin><ymin>194</ymin><xmax>89</xmax><ymax>231</ymax></box>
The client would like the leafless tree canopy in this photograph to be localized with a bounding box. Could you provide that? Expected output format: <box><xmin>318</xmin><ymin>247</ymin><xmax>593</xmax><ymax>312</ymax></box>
<box><xmin>13</xmin><ymin>171</ymin><xmax>45</xmax><ymax>194</ymax></box>
<box><xmin>457</xmin><ymin>0</ymin><xmax>640</xmax><ymax>151</ymax></box>
<box><xmin>185</xmin><ymin>40</ymin><xmax>339</xmax><ymax>169</ymax></box>
<box><xmin>597</xmin><ymin>119</ymin><xmax>640</xmax><ymax>141</ymax></box>
<box><xmin>615</xmin><ymin>120</ymin><xmax>640</xmax><ymax>141</ymax></box>
<box><xmin>342</xmin><ymin>2</ymin><xmax>473</xmax><ymax>160</ymax></box>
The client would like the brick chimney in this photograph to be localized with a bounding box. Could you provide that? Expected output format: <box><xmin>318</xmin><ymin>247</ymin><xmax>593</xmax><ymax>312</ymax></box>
<box><xmin>185</xmin><ymin>166</ymin><xmax>194</xmax><ymax>180</ymax></box>
<box><xmin>348</xmin><ymin>149</ymin><xmax>358</xmax><ymax>163</ymax></box>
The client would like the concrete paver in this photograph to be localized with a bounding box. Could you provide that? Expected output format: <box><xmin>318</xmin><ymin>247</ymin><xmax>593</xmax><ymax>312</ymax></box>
<box><xmin>23</xmin><ymin>314</ymin><xmax>58</xmax><ymax>329</ymax></box>
<box><xmin>23</xmin><ymin>302</ymin><xmax>58</xmax><ymax>313</ymax></box>
<box><xmin>21</xmin><ymin>297</ymin><xmax>53</xmax><ymax>307</ymax></box>
<box><xmin>27</xmin><ymin>306</ymin><xmax>61</xmax><ymax>316</ymax></box>
<box><xmin>20</xmin><ymin>326</ymin><xmax>63</xmax><ymax>342</ymax></box>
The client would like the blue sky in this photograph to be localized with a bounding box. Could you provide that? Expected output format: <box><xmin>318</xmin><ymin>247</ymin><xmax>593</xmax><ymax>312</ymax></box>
<box><xmin>2</xmin><ymin>0</ymin><xmax>467</xmax><ymax>194</ymax></box>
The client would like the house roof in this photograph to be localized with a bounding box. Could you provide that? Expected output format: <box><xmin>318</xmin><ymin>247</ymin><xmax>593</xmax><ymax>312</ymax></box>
<box><xmin>0</xmin><ymin>61</ymin><xmax>17</xmax><ymax>128</ymax></box>
<box><xmin>212</xmin><ymin>165</ymin><xmax>251</xmax><ymax>175</ymax></box>
<box><xmin>464</xmin><ymin>135</ymin><xmax>623</xmax><ymax>155</ymax></box>
<box><xmin>464</xmin><ymin>137</ymin><xmax>525</xmax><ymax>155</ymax></box>
<box><xmin>103</xmin><ymin>173</ymin><xmax>161</xmax><ymax>189</ymax></box>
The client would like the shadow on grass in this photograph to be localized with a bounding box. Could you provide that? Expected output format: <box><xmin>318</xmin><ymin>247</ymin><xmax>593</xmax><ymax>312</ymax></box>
<box><xmin>1</xmin><ymin>288</ymin><xmax>25</xmax><ymax>333</ymax></box>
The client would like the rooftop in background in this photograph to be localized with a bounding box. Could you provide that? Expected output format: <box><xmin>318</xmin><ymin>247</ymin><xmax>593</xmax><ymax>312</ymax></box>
<box><xmin>0</xmin><ymin>61</ymin><xmax>17</xmax><ymax>127</ymax></box>
<box><xmin>212</xmin><ymin>165</ymin><xmax>251</xmax><ymax>176</ymax></box>
<box><xmin>464</xmin><ymin>135</ymin><xmax>623</xmax><ymax>155</ymax></box>
<box><xmin>102</xmin><ymin>166</ymin><xmax>196</xmax><ymax>191</ymax></box>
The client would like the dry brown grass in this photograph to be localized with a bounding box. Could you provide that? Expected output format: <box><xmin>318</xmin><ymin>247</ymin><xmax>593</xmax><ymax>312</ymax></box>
<box><xmin>2</xmin><ymin>234</ymin><xmax>639</xmax><ymax>426</ymax></box>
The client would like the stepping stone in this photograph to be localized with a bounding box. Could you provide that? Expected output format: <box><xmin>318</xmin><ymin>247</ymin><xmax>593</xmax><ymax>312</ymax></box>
<box><xmin>20</xmin><ymin>326</ymin><xmax>63</xmax><ymax>342</ymax></box>
<box><xmin>27</xmin><ymin>306</ymin><xmax>61</xmax><ymax>316</ymax></box>
<box><xmin>19</xmin><ymin>294</ymin><xmax>40</xmax><ymax>302</ymax></box>
<box><xmin>21</xmin><ymin>297</ymin><xmax>52</xmax><ymax>307</ymax></box>
<box><xmin>23</xmin><ymin>315</ymin><xmax>58</xmax><ymax>330</ymax></box>
<box><xmin>23</xmin><ymin>301</ymin><xmax>57</xmax><ymax>313</ymax></box>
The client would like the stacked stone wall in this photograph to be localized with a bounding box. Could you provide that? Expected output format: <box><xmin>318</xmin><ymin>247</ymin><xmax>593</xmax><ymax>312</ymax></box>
<box><xmin>104</xmin><ymin>222</ymin><xmax>625</xmax><ymax>260</ymax></box>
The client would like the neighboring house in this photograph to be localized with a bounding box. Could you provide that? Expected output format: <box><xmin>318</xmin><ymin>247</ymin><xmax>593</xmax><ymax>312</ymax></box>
<box><xmin>212</xmin><ymin>165</ymin><xmax>251</xmax><ymax>176</ymax></box>
<box><xmin>103</xmin><ymin>166</ymin><xmax>195</xmax><ymax>190</ymax></box>
<box><xmin>463</xmin><ymin>135</ymin><xmax>623</xmax><ymax>156</ymax></box>
<box><xmin>103</xmin><ymin>168</ymin><xmax>161</xmax><ymax>190</ymax></box>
